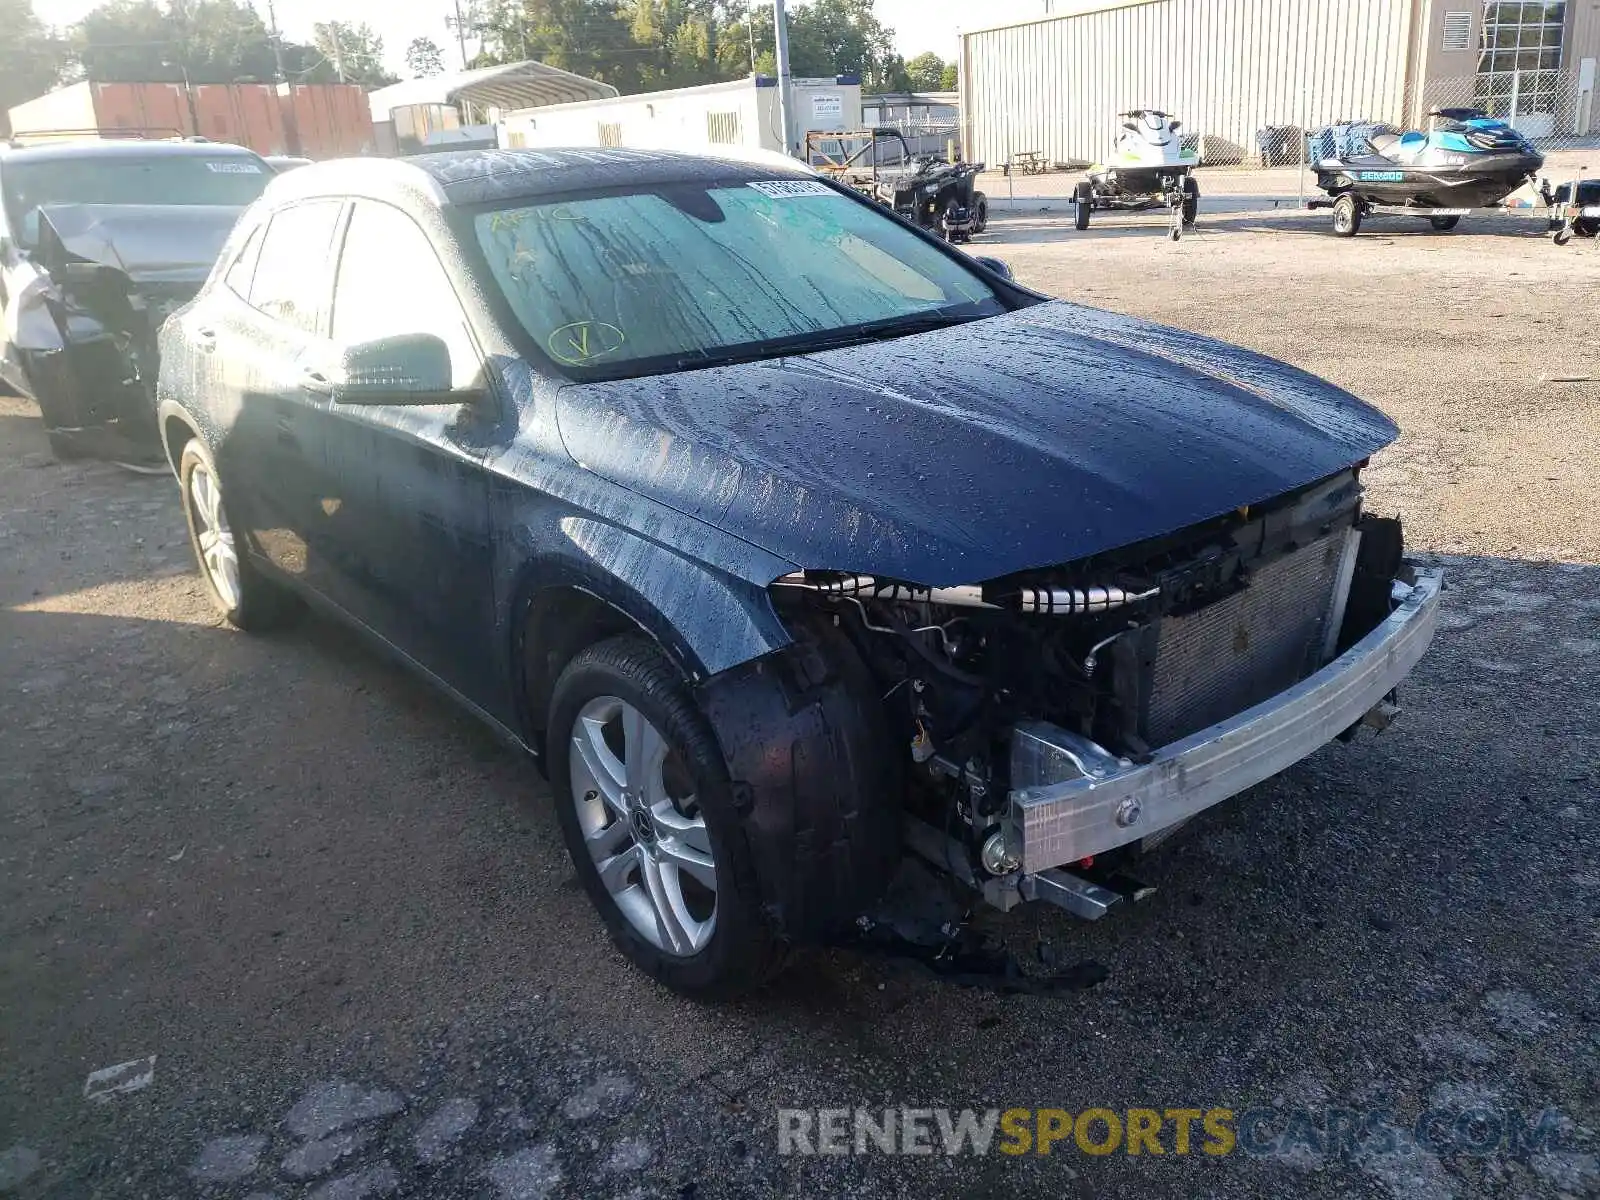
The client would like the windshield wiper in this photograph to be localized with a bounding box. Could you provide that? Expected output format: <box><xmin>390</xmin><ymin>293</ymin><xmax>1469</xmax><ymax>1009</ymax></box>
<box><xmin>791</xmin><ymin>308</ymin><xmax>984</xmax><ymax>354</ymax></box>
<box><xmin>663</xmin><ymin>309</ymin><xmax>985</xmax><ymax>374</ymax></box>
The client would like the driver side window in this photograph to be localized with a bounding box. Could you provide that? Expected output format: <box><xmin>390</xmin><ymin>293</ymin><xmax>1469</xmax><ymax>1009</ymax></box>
<box><xmin>331</xmin><ymin>201</ymin><xmax>480</xmax><ymax>391</ymax></box>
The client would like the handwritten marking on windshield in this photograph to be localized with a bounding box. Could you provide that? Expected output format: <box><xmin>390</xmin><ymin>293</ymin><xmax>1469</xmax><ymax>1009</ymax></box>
<box><xmin>548</xmin><ymin>321</ymin><xmax>627</xmax><ymax>365</ymax></box>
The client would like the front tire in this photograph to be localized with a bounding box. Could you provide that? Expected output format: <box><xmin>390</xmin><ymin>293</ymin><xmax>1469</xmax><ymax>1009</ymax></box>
<box><xmin>1182</xmin><ymin>175</ymin><xmax>1200</xmax><ymax>226</ymax></box>
<box><xmin>1333</xmin><ymin>193</ymin><xmax>1362</xmax><ymax>237</ymax></box>
<box><xmin>1429</xmin><ymin>214</ymin><xmax>1460</xmax><ymax>231</ymax></box>
<box><xmin>548</xmin><ymin>636</ymin><xmax>787</xmax><ymax>998</ymax></box>
<box><xmin>973</xmin><ymin>193</ymin><xmax>989</xmax><ymax>234</ymax></box>
<box><xmin>178</xmin><ymin>439</ymin><xmax>301</xmax><ymax>630</ymax></box>
<box><xmin>1075</xmin><ymin>182</ymin><xmax>1093</xmax><ymax>230</ymax></box>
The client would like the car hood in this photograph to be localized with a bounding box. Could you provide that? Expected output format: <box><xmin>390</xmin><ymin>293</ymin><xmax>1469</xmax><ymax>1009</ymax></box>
<box><xmin>35</xmin><ymin>203</ymin><xmax>244</xmax><ymax>285</ymax></box>
<box><xmin>553</xmin><ymin>301</ymin><xmax>1398</xmax><ymax>586</ymax></box>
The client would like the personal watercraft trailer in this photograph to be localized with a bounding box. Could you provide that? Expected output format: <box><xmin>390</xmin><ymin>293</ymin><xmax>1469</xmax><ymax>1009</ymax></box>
<box><xmin>1075</xmin><ymin>110</ymin><xmax>1200</xmax><ymax>240</ymax></box>
<box><xmin>1543</xmin><ymin>172</ymin><xmax>1600</xmax><ymax>247</ymax></box>
<box><xmin>1307</xmin><ymin>109</ymin><xmax>1545</xmax><ymax>237</ymax></box>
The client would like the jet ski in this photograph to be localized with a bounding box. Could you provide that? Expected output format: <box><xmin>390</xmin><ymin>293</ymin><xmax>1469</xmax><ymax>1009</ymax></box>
<box><xmin>1309</xmin><ymin>108</ymin><xmax>1544</xmax><ymax>236</ymax></box>
<box><xmin>1077</xmin><ymin>109</ymin><xmax>1200</xmax><ymax>239</ymax></box>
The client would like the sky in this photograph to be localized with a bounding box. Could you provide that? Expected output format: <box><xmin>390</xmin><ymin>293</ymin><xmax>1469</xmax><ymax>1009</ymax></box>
<box><xmin>39</xmin><ymin>0</ymin><xmax>1047</xmax><ymax>75</ymax></box>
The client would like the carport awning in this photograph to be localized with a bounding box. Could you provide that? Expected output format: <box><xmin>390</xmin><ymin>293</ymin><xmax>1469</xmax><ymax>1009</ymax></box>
<box><xmin>367</xmin><ymin>61</ymin><xmax>618</xmax><ymax>122</ymax></box>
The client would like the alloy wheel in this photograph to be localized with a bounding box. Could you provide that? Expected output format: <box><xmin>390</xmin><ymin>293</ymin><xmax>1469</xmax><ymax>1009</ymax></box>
<box><xmin>189</xmin><ymin>461</ymin><xmax>241</xmax><ymax>610</ymax></box>
<box><xmin>568</xmin><ymin>695</ymin><xmax>717</xmax><ymax>956</ymax></box>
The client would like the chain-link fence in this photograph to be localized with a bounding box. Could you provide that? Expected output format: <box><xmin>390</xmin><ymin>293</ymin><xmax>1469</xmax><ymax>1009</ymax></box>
<box><xmin>866</xmin><ymin>117</ymin><xmax>963</xmax><ymax>161</ymax></box>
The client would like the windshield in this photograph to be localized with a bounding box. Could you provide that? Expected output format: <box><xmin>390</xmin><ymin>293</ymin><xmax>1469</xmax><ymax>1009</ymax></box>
<box><xmin>3</xmin><ymin>154</ymin><xmax>270</xmax><ymax>245</ymax></box>
<box><xmin>472</xmin><ymin>179</ymin><xmax>1006</xmax><ymax>380</ymax></box>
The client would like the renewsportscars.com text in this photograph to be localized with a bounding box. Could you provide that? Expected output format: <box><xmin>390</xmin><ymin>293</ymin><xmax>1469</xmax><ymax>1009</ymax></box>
<box><xmin>777</xmin><ymin>1106</ymin><xmax>1572</xmax><ymax>1159</ymax></box>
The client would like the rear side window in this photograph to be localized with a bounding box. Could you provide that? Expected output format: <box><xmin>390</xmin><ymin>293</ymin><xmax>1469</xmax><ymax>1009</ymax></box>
<box><xmin>249</xmin><ymin>201</ymin><xmax>343</xmax><ymax>335</ymax></box>
<box><xmin>223</xmin><ymin>226</ymin><xmax>264</xmax><ymax>298</ymax></box>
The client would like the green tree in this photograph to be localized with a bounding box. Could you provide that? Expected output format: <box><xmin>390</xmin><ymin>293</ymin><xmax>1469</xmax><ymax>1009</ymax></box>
<box><xmin>786</xmin><ymin>0</ymin><xmax>897</xmax><ymax>87</ymax></box>
<box><xmin>0</xmin><ymin>0</ymin><xmax>69</xmax><ymax>134</ymax></box>
<box><xmin>73</xmin><ymin>0</ymin><xmax>183</xmax><ymax>82</ymax></box>
<box><xmin>311</xmin><ymin>21</ymin><xmax>396</xmax><ymax>87</ymax></box>
<box><xmin>904</xmin><ymin>51</ymin><xmax>945</xmax><ymax>92</ymax></box>
<box><xmin>939</xmin><ymin>60</ymin><xmax>957</xmax><ymax>90</ymax></box>
<box><xmin>68</xmin><ymin>0</ymin><xmax>291</xmax><ymax>84</ymax></box>
<box><xmin>470</xmin><ymin>0</ymin><xmax>900</xmax><ymax>97</ymax></box>
<box><xmin>473</xmin><ymin>0</ymin><xmax>643</xmax><ymax>91</ymax></box>
<box><xmin>405</xmin><ymin>35</ymin><xmax>445</xmax><ymax>77</ymax></box>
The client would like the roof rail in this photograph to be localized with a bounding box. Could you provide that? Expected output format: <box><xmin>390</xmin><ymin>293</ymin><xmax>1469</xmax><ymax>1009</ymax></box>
<box><xmin>5</xmin><ymin>126</ymin><xmax>186</xmax><ymax>148</ymax></box>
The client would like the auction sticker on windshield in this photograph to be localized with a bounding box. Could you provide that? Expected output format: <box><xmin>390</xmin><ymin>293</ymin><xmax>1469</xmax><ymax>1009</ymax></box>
<box><xmin>206</xmin><ymin>162</ymin><xmax>264</xmax><ymax>174</ymax></box>
<box><xmin>748</xmin><ymin>180</ymin><xmax>834</xmax><ymax>198</ymax></box>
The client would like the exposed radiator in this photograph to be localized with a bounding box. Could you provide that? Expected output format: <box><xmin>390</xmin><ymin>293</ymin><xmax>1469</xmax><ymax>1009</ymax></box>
<box><xmin>1145</xmin><ymin>529</ymin><xmax>1355</xmax><ymax>746</ymax></box>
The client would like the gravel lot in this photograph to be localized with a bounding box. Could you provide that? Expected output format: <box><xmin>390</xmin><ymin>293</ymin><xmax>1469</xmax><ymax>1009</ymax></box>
<box><xmin>2</xmin><ymin>201</ymin><xmax>1597</xmax><ymax>1200</ymax></box>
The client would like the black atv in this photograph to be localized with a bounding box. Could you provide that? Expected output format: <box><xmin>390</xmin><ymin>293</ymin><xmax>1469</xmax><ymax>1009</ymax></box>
<box><xmin>808</xmin><ymin>129</ymin><xmax>989</xmax><ymax>243</ymax></box>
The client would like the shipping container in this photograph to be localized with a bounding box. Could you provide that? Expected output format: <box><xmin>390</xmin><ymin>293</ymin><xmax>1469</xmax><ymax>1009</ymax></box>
<box><xmin>7</xmin><ymin>80</ymin><xmax>374</xmax><ymax>159</ymax></box>
<box><xmin>7</xmin><ymin>81</ymin><xmax>191</xmax><ymax>142</ymax></box>
<box><xmin>280</xmin><ymin>84</ymin><xmax>375</xmax><ymax>158</ymax></box>
<box><xmin>191</xmin><ymin>83</ymin><xmax>287</xmax><ymax>154</ymax></box>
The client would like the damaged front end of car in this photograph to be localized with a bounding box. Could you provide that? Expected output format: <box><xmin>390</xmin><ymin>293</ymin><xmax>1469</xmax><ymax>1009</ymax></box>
<box><xmin>769</xmin><ymin>466</ymin><xmax>1443</xmax><ymax>924</ymax></box>
<box><xmin>5</xmin><ymin>205</ymin><xmax>226</xmax><ymax>463</ymax></box>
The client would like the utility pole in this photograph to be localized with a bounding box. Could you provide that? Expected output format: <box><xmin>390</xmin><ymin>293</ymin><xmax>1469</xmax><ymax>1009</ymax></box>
<box><xmin>773</xmin><ymin>0</ymin><xmax>794</xmax><ymax>156</ymax></box>
<box><xmin>327</xmin><ymin>20</ymin><xmax>348</xmax><ymax>83</ymax></box>
<box><xmin>265</xmin><ymin>0</ymin><xmax>287</xmax><ymax>83</ymax></box>
<box><xmin>263</xmin><ymin>0</ymin><xmax>300</xmax><ymax>155</ymax></box>
<box><xmin>447</xmin><ymin>0</ymin><xmax>471</xmax><ymax>70</ymax></box>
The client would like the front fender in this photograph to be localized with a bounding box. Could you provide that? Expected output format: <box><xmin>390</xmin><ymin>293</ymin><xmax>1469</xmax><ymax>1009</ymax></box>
<box><xmin>497</xmin><ymin>512</ymin><xmax>796</xmax><ymax>688</ymax></box>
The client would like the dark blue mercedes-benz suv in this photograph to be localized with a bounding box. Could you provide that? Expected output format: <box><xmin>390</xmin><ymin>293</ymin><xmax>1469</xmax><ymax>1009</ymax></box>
<box><xmin>156</xmin><ymin>147</ymin><xmax>1441</xmax><ymax>997</ymax></box>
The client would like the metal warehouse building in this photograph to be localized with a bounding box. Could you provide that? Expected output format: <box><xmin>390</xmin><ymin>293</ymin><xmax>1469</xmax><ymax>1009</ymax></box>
<box><xmin>959</xmin><ymin>0</ymin><xmax>1600</xmax><ymax>166</ymax></box>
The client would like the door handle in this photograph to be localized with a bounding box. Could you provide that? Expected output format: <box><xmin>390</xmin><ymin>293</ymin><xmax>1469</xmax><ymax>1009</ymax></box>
<box><xmin>194</xmin><ymin>326</ymin><xmax>217</xmax><ymax>353</ymax></box>
<box><xmin>300</xmin><ymin>368</ymin><xmax>333</xmax><ymax>397</ymax></box>
<box><xmin>276</xmin><ymin>417</ymin><xmax>300</xmax><ymax>449</ymax></box>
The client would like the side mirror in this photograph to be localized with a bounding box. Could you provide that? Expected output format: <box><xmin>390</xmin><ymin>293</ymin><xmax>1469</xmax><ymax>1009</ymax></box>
<box><xmin>973</xmin><ymin>255</ymin><xmax>1014</xmax><ymax>281</ymax></box>
<box><xmin>321</xmin><ymin>332</ymin><xmax>471</xmax><ymax>406</ymax></box>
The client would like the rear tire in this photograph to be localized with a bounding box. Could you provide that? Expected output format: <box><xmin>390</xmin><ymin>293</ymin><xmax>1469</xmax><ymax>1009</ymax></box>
<box><xmin>973</xmin><ymin>193</ymin><xmax>989</xmax><ymax>234</ymax></box>
<box><xmin>1332</xmin><ymin>193</ymin><xmax>1362</xmax><ymax>237</ymax></box>
<box><xmin>1429</xmin><ymin>214</ymin><xmax>1460</xmax><ymax>231</ymax></box>
<box><xmin>1553</xmin><ymin>226</ymin><xmax>1573</xmax><ymax>246</ymax></box>
<box><xmin>178</xmin><ymin>438</ymin><xmax>301</xmax><ymax>631</ymax></box>
<box><xmin>548</xmin><ymin>636</ymin><xmax>789</xmax><ymax>999</ymax></box>
<box><xmin>1075</xmin><ymin>182</ymin><xmax>1092</xmax><ymax>230</ymax></box>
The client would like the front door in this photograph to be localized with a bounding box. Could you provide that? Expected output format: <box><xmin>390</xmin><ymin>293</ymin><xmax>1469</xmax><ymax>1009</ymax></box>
<box><xmin>314</xmin><ymin>198</ymin><xmax>498</xmax><ymax>705</ymax></box>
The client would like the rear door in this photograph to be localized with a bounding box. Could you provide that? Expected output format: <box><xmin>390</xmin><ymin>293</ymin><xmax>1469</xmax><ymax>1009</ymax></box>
<box><xmin>315</xmin><ymin>198</ymin><xmax>498</xmax><ymax>702</ymax></box>
<box><xmin>205</xmin><ymin>199</ymin><xmax>346</xmax><ymax>591</ymax></box>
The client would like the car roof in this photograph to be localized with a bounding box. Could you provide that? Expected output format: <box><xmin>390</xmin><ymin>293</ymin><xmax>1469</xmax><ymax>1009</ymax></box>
<box><xmin>0</xmin><ymin>138</ymin><xmax>264</xmax><ymax>164</ymax></box>
<box><xmin>262</xmin><ymin>147</ymin><xmax>818</xmax><ymax>210</ymax></box>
